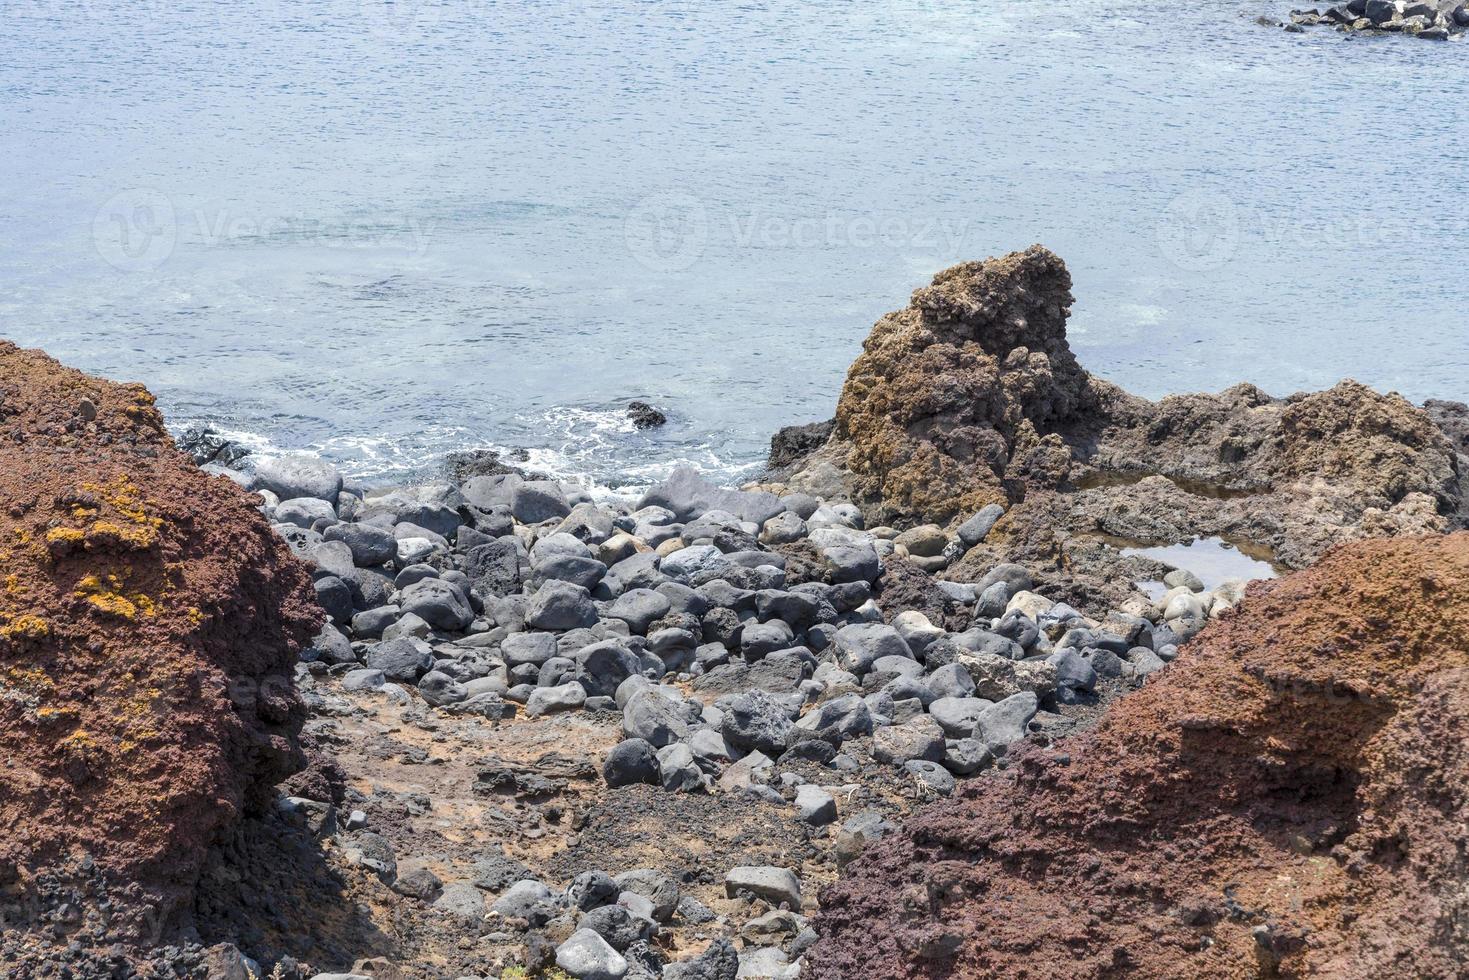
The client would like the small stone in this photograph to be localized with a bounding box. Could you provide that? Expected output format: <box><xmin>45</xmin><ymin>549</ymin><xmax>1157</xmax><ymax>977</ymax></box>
<box><xmin>1163</xmin><ymin>567</ymin><xmax>1204</xmax><ymax>593</ymax></box>
<box><xmin>613</xmin><ymin>869</ymin><xmax>680</xmax><ymax>923</ymax></box>
<box><xmin>928</xmin><ymin>696</ymin><xmax>993</xmax><ymax>738</ymax></box>
<box><xmin>724</xmin><ymin>866</ymin><xmax>801</xmax><ymax>910</ymax></box>
<box><xmin>527</xmin><ymin>580</ymin><xmax>599</xmax><ymax>631</ymax></box>
<box><xmin>904</xmin><ymin>759</ymin><xmax>956</xmax><ymax>795</ymax></box>
<box><xmin>943</xmin><ymin>737</ymin><xmax>993</xmax><ymax>775</ymax></box>
<box><xmin>555</xmin><ymin>927</ymin><xmax>628</xmax><ymax>980</ymax></box>
<box><xmin>872</xmin><ymin>717</ymin><xmax>945</xmax><ymax>764</ymax></box>
<box><xmin>604</xmin><ymin>737</ymin><xmax>665</xmax><ymax>792</ymax></box>
<box><xmin>568</xmin><ymin>870</ymin><xmax>619</xmax><ymax>911</ymax></box>
<box><xmin>794</xmin><ymin>784</ymin><xmax>837</xmax><ymax>825</ymax></box>
<box><xmin>663</xmin><ymin>938</ymin><xmax>738</xmax><ymax>980</ymax></box>
<box><xmin>956</xmin><ymin>503</ymin><xmax>1006</xmax><ymax>546</ymax></box>
<box><xmin>526</xmin><ymin>681</ymin><xmax>587</xmax><ymax>718</ymax></box>
<box><xmin>974</xmin><ymin>691</ymin><xmax>1039</xmax><ymax>754</ymax></box>
<box><xmin>492</xmin><ymin>879</ymin><xmax>554</xmax><ymax>918</ymax></box>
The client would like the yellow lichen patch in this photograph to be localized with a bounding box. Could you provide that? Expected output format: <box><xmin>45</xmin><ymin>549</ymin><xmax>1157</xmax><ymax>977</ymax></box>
<box><xmin>86</xmin><ymin>520</ymin><xmax>157</xmax><ymax>551</ymax></box>
<box><xmin>69</xmin><ymin>476</ymin><xmax>163</xmax><ymax>552</ymax></box>
<box><xmin>33</xmin><ymin>705</ymin><xmax>77</xmax><ymax>725</ymax></box>
<box><xmin>0</xmin><ymin>614</ymin><xmax>50</xmax><ymax>643</ymax></box>
<box><xmin>1</xmin><ymin>665</ymin><xmax>54</xmax><ymax>696</ymax></box>
<box><xmin>73</xmin><ymin>573</ymin><xmax>155</xmax><ymax>620</ymax></box>
<box><xmin>44</xmin><ymin>526</ymin><xmax>86</xmax><ymax>557</ymax></box>
<box><xmin>185</xmin><ymin>606</ymin><xmax>205</xmax><ymax>628</ymax></box>
<box><xmin>58</xmin><ymin>729</ymin><xmax>106</xmax><ymax>764</ymax></box>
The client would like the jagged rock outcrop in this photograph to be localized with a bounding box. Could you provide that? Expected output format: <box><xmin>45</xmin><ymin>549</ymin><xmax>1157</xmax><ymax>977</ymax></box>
<box><xmin>0</xmin><ymin>343</ymin><xmax>321</xmax><ymax>963</ymax></box>
<box><xmin>771</xmin><ymin>246</ymin><xmax>1466</xmax><ymax>604</ymax></box>
<box><xmin>809</xmin><ymin>532</ymin><xmax>1469</xmax><ymax>979</ymax></box>
<box><xmin>827</xmin><ymin>244</ymin><xmax>1091</xmax><ymax>526</ymax></box>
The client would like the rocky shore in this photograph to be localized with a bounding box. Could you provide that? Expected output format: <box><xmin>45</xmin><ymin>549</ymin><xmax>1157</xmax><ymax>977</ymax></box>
<box><xmin>2</xmin><ymin>246</ymin><xmax>1466</xmax><ymax>980</ymax></box>
<box><xmin>1279</xmin><ymin>0</ymin><xmax>1469</xmax><ymax>37</ymax></box>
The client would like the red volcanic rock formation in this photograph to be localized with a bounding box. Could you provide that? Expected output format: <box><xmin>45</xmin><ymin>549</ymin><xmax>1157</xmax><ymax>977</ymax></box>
<box><xmin>0</xmin><ymin>342</ymin><xmax>320</xmax><ymax>952</ymax></box>
<box><xmin>809</xmin><ymin>532</ymin><xmax>1469</xmax><ymax>979</ymax></box>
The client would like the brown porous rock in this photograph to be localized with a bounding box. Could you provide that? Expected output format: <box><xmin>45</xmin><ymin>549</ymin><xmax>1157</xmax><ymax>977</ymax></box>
<box><xmin>770</xmin><ymin>247</ymin><xmax>1466</xmax><ymax>608</ymax></box>
<box><xmin>808</xmin><ymin>532</ymin><xmax>1469</xmax><ymax>979</ymax></box>
<box><xmin>0</xmin><ymin>342</ymin><xmax>321</xmax><ymax>962</ymax></box>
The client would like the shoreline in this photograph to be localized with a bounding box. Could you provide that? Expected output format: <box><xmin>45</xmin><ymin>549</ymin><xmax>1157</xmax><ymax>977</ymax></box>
<box><xmin>3</xmin><ymin>247</ymin><xmax>1467</xmax><ymax>979</ymax></box>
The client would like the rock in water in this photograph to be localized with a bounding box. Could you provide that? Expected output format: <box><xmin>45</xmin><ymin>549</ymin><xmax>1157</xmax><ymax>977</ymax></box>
<box><xmin>0</xmin><ymin>343</ymin><xmax>321</xmax><ymax>962</ymax></box>
<box><xmin>627</xmin><ymin>400</ymin><xmax>667</xmax><ymax>429</ymax></box>
<box><xmin>809</xmin><ymin>533</ymin><xmax>1469</xmax><ymax>979</ymax></box>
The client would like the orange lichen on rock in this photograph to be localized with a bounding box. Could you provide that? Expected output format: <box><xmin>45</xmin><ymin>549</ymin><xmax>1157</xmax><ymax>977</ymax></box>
<box><xmin>0</xmin><ymin>341</ymin><xmax>321</xmax><ymax>949</ymax></box>
<box><xmin>810</xmin><ymin>533</ymin><xmax>1469</xmax><ymax>979</ymax></box>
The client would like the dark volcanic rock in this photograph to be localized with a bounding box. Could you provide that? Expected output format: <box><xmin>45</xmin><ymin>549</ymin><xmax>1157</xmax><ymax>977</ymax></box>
<box><xmin>627</xmin><ymin>401</ymin><xmax>667</xmax><ymax>430</ymax></box>
<box><xmin>766</xmin><ymin>419</ymin><xmax>834</xmax><ymax>475</ymax></box>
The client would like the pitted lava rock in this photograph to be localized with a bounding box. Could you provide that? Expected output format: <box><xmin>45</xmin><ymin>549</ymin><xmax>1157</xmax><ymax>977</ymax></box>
<box><xmin>829</xmin><ymin>244</ymin><xmax>1090</xmax><ymax>526</ymax></box>
<box><xmin>0</xmin><ymin>342</ymin><xmax>320</xmax><ymax>961</ymax></box>
<box><xmin>809</xmin><ymin>533</ymin><xmax>1469</xmax><ymax>979</ymax></box>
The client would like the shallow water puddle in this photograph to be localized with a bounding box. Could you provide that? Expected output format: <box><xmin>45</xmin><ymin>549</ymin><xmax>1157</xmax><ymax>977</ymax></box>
<box><xmin>1119</xmin><ymin>536</ymin><xmax>1279</xmax><ymax>599</ymax></box>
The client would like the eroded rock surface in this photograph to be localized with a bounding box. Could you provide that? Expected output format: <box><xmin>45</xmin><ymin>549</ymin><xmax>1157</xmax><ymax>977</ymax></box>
<box><xmin>773</xmin><ymin>246</ymin><xmax>1466</xmax><ymax>608</ymax></box>
<box><xmin>0</xmin><ymin>343</ymin><xmax>320</xmax><ymax>966</ymax></box>
<box><xmin>809</xmin><ymin>532</ymin><xmax>1469</xmax><ymax>979</ymax></box>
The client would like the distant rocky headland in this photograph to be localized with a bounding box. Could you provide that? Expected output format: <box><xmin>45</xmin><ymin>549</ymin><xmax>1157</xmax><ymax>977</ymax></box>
<box><xmin>1272</xmin><ymin>0</ymin><xmax>1469</xmax><ymax>37</ymax></box>
<box><xmin>2</xmin><ymin>247</ymin><xmax>1466</xmax><ymax>979</ymax></box>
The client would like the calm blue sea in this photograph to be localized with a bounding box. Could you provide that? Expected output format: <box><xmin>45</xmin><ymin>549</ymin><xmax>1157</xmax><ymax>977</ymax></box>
<box><xmin>3</xmin><ymin>0</ymin><xmax>1466</xmax><ymax>489</ymax></box>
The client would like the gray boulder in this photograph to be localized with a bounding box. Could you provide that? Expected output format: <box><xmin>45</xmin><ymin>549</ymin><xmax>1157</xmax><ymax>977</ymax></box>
<box><xmin>928</xmin><ymin>696</ymin><xmax>993</xmax><ymax>737</ymax></box>
<box><xmin>417</xmin><ymin>670</ymin><xmax>468</xmax><ymax>706</ymax></box>
<box><xmin>502</xmin><ymin>631</ymin><xmax>558</xmax><ymax>667</ymax></box>
<box><xmin>720</xmin><ymin>690</ymin><xmax>795</xmax><ymax>755</ymax></box>
<box><xmin>526</xmin><ymin>580</ymin><xmax>599</xmax><ymax>631</ymax></box>
<box><xmin>253</xmin><ymin>454</ymin><xmax>342</xmax><ymax>506</ymax></box>
<box><xmin>555</xmin><ymin>928</ymin><xmax>628</xmax><ymax>980</ymax></box>
<box><xmin>663</xmin><ymin>939</ymin><xmax>738</xmax><ymax>980</ymax></box>
<box><xmin>324</xmin><ymin>521</ymin><xmax>397</xmax><ymax>567</ymax></box>
<box><xmin>275</xmin><ymin>496</ymin><xmax>336</xmax><ymax>529</ymax></box>
<box><xmin>512</xmin><ymin>480</ymin><xmax>572</xmax><ymax>524</ymax></box>
<box><xmin>956</xmin><ymin>504</ymin><xmax>1006</xmax><ymax>546</ymax></box>
<box><xmin>832</xmin><ymin>623</ymin><xmax>912</xmax><ymax>675</ymax></box>
<box><xmin>365</xmin><ymin>636</ymin><xmax>434</xmax><ymax>682</ymax></box>
<box><xmin>526</xmin><ymin>681</ymin><xmax>587</xmax><ymax>717</ymax></box>
<box><xmin>724</xmin><ymin>866</ymin><xmax>801</xmax><ymax>909</ymax></box>
<box><xmin>603</xmin><ymin>738</ymin><xmax>661</xmax><ymax>787</ymax></box>
<box><xmin>973</xmin><ymin>691</ymin><xmax>1039</xmax><ymax>754</ymax></box>
<box><xmin>621</xmin><ymin>689</ymin><xmax>699</xmax><ymax>748</ymax></box>
<box><xmin>605</xmin><ymin>588</ymin><xmax>672</xmax><ymax>633</ymax></box>
<box><xmin>575</xmin><ymin>640</ymin><xmax>643</xmax><ymax>698</ymax></box>
<box><xmin>794</xmin><ymin>784</ymin><xmax>836</xmax><ymax>825</ymax></box>
<box><xmin>399</xmin><ymin>578</ymin><xmax>473</xmax><ymax>631</ymax></box>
